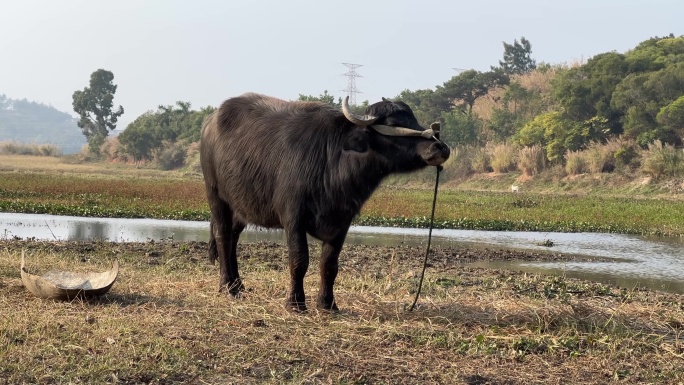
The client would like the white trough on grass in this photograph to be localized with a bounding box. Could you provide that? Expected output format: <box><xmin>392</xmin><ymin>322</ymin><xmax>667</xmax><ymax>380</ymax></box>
<box><xmin>20</xmin><ymin>251</ymin><xmax>119</xmax><ymax>300</ymax></box>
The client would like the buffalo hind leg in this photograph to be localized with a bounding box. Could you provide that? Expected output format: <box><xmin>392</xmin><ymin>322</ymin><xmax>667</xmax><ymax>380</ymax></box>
<box><xmin>229</xmin><ymin>219</ymin><xmax>246</xmax><ymax>293</ymax></box>
<box><xmin>317</xmin><ymin>232</ymin><xmax>347</xmax><ymax>311</ymax></box>
<box><xmin>285</xmin><ymin>226</ymin><xmax>310</xmax><ymax>312</ymax></box>
<box><xmin>209</xmin><ymin>198</ymin><xmax>243</xmax><ymax>295</ymax></box>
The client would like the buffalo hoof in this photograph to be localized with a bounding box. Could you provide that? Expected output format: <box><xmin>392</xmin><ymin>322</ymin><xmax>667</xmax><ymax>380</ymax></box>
<box><xmin>286</xmin><ymin>300</ymin><xmax>308</xmax><ymax>313</ymax></box>
<box><xmin>219</xmin><ymin>279</ymin><xmax>245</xmax><ymax>296</ymax></box>
<box><xmin>316</xmin><ymin>298</ymin><xmax>339</xmax><ymax>312</ymax></box>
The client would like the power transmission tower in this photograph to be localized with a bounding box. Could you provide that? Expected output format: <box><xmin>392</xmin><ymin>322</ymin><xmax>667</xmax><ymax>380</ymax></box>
<box><xmin>342</xmin><ymin>63</ymin><xmax>363</xmax><ymax>105</ymax></box>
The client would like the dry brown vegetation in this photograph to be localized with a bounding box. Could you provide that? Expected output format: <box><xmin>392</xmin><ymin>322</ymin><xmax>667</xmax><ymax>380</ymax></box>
<box><xmin>0</xmin><ymin>154</ymin><xmax>199</xmax><ymax>179</ymax></box>
<box><xmin>1</xmin><ymin>240</ymin><xmax>683</xmax><ymax>384</ymax></box>
<box><xmin>0</xmin><ymin>141</ymin><xmax>62</xmax><ymax>157</ymax></box>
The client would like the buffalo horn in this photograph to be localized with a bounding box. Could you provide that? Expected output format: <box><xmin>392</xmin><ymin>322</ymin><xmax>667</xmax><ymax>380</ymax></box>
<box><xmin>342</xmin><ymin>96</ymin><xmax>377</xmax><ymax>126</ymax></box>
<box><xmin>430</xmin><ymin>122</ymin><xmax>441</xmax><ymax>140</ymax></box>
<box><xmin>371</xmin><ymin>125</ymin><xmax>436</xmax><ymax>140</ymax></box>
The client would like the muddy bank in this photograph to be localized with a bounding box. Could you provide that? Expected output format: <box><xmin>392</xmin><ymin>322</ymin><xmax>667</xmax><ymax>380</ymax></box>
<box><xmin>1</xmin><ymin>238</ymin><xmax>611</xmax><ymax>274</ymax></box>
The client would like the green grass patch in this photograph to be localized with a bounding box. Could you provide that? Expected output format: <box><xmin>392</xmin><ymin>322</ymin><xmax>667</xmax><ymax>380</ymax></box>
<box><xmin>1</xmin><ymin>158</ymin><xmax>684</xmax><ymax>235</ymax></box>
<box><xmin>361</xmin><ymin>188</ymin><xmax>684</xmax><ymax>236</ymax></box>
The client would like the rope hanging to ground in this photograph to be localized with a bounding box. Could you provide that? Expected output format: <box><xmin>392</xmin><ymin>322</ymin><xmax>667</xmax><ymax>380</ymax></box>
<box><xmin>408</xmin><ymin>164</ymin><xmax>441</xmax><ymax>312</ymax></box>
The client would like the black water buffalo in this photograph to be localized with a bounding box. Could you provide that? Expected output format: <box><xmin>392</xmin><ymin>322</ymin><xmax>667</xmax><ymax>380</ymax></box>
<box><xmin>200</xmin><ymin>93</ymin><xmax>450</xmax><ymax>311</ymax></box>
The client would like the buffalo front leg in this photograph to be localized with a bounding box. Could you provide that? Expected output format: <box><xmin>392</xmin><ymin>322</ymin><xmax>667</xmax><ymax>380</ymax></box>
<box><xmin>317</xmin><ymin>233</ymin><xmax>347</xmax><ymax>311</ymax></box>
<box><xmin>285</xmin><ymin>227</ymin><xmax>310</xmax><ymax>312</ymax></box>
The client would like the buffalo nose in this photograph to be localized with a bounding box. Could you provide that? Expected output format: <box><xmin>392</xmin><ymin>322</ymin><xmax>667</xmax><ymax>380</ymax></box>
<box><xmin>437</xmin><ymin>141</ymin><xmax>450</xmax><ymax>159</ymax></box>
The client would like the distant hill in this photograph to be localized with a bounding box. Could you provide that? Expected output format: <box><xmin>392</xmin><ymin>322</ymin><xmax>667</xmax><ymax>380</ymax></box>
<box><xmin>0</xmin><ymin>94</ymin><xmax>87</xmax><ymax>154</ymax></box>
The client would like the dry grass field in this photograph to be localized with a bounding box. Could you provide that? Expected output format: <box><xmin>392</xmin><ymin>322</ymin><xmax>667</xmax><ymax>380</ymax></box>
<box><xmin>1</xmin><ymin>240</ymin><xmax>683</xmax><ymax>384</ymax></box>
<box><xmin>0</xmin><ymin>154</ymin><xmax>199</xmax><ymax>180</ymax></box>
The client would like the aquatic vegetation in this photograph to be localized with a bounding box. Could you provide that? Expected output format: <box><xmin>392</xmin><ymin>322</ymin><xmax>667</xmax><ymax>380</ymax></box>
<box><xmin>1</xmin><ymin>172</ymin><xmax>683</xmax><ymax>236</ymax></box>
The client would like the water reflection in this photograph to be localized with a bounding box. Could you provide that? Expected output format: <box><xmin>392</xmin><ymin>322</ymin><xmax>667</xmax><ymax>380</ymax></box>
<box><xmin>2</xmin><ymin>212</ymin><xmax>684</xmax><ymax>293</ymax></box>
<box><xmin>70</xmin><ymin>221</ymin><xmax>110</xmax><ymax>241</ymax></box>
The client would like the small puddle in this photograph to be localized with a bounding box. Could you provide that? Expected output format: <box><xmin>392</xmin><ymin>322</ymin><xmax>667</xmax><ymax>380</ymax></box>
<box><xmin>2</xmin><ymin>212</ymin><xmax>684</xmax><ymax>293</ymax></box>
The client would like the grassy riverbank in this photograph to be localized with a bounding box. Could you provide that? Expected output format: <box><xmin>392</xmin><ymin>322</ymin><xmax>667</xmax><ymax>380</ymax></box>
<box><xmin>2</xmin><ymin>240</ymin><xmax>683</xmax><ymax>384</ymax></box>
<box><xmin>1</xmin><ymin>155</ymin><xmax>683</xmax><ymax>236</ymax></box>
<box><xmin>1</xmin><ymin>155</ymin><xmax>683</xmax><ymax>384</ymax></box>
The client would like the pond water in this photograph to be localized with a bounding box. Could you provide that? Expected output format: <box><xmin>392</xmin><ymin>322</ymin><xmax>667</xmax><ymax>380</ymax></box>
<box><xmin>2</xmin><ymin>212</ymin><xmax>684</xmax><ymax>293</ymax></box>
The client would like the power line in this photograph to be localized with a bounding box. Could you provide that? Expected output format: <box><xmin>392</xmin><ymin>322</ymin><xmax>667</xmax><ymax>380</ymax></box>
<box><xmin>341</xmin><ymin>63</ymin><xmax>363</xmax><ymax>105</ymax></box>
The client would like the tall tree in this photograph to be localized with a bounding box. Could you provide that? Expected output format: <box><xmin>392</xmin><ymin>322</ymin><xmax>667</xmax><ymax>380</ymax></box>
<box><xmin>657</xmin><ymin>96</ymin><xmax>684</xmax><ymax>141</ymax></box>
<box><xmin>118</xmin><ymin>102</ymin><xmax>215</xmax><ymax>162</ymax></box>
<box><xmin>440</xmin><ymin>109</ymin><xmax>482</xmax><ymax>146</ymax></box>
<box><xmin>498</xmin><ymin>37</ymin><xmax>537</xmax><ymax>75</ymax></box>
<box><xmin>72</xmin><ymin>69</ymin><xmax>124</xmax><ymax>154</ymax></box>
<box><xmin>552</xmin><ymin>52</ymin><xmax>628</xmax><ymax>134</ymax></box>
<box><xmin>488</xmin><ymin>81</ymin><xmax>540</xmax><ymax>140</ymax></box>
<box><xmin>396</xmin><ymin>88</ymin><xmax>449</xmax><ymax>124</ymax></box>
<box><xmin>612</xmin><ymin>62</ymin><xmax>684</xmax><ymax>146</ymax></box>
<box><xmin>439</xmin><ymin>69</ymin><xmax>509</xmax><ymax>114</ymax></box>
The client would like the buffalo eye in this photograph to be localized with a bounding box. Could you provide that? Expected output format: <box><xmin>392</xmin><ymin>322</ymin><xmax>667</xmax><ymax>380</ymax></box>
<box><xmin>343</xmin><ymin>130</ymin><xmax>369</xmax><ymax>153</ymax></box>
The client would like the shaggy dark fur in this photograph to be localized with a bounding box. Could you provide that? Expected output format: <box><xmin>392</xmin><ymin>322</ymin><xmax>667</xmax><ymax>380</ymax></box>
<box><xmin>200</xmin><ymin>93</ymin><xmax>450</xmax><ymax>311</ymax></box>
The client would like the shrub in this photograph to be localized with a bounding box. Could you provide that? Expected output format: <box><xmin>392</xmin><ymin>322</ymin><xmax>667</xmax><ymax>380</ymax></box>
<box><xmin>584</xmin><ymin>142</ymin><xmax>613</xmax><ymax>174</ymax></box>
<box><xmin>38</xmin><ymin>144</ymin><xmax>61</xmax><ymax>157</ymax></box>
<box><xmin>0</xmin><ymin>141</ymin><xmax>62</xmax><ymax>156</ymax></box>
<box><xmin>439</xmin><ymin>145</ymin><xmax>475</xmax><ymax>181</ymax></box>
<box><xmin>471</xmin><ymin>147</ymin><xmax>492</xmax><ymax>173</ymax></box>
<box><xmin>489</xmin><ymin>143</ymin><xmax>518</xmax><ymax>173</ymax></box>
<box><xmin>517</xmin><ymin>145</ymin><xmax>546</xmax><ymax>176</ymax></box>
<box><xmin>87</xmin><ymin>133</ymin><xmax>107</xmax><ymax>157</ymax></box>
<box><xmin>565</xmin><ymin>150</ymin><xmax>588</xmax><ymax>175</ymax></box>
<box><xmin>0</xmin><ymin>141</ymin><xmax>19</xmax><ymax>154</ymax></box>
<box><xmin>185</xmin><ymin>141</ymin><xmax>202</xmax><ymax>174</ymax></box>
<box><xmin>613</xmin><ymin>141</ymin><xmax>640</xmax><ymax>169</ymax></box>
<box><xmin>155</xmin><ymin>141</ymin><xmax>187</xmax><ymax>170</ymax></box>
<box><xmin>99</xmin><ymin>137</ymin><xmax>129</xmax><ymax>162</ymax></box>
<box><xmin>78</xmin><ymin>144</ymin><xmax>94</xmax><ymax>161</ymax></box>
<box><xmin>641</xmin><ymin>140</ymin><xmax>683</xmax><ymax>179</ymax></box>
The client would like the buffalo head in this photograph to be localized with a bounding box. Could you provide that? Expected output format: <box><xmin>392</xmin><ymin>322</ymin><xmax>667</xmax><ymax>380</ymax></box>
<box><xmin>341</xmin><ymin>96</ymin><xmax>450</xmax><ymax>169</ymax></box>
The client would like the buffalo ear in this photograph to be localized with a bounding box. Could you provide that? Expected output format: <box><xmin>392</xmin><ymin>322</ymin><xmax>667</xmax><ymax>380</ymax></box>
<box><xmin>343</xmin><ymin>129</ymin><xmax>369</xmax><ymax>153</ymax></box>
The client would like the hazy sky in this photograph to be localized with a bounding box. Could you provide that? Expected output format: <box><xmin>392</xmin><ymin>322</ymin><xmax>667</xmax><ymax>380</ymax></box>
<box><xmin>1</xmin><ymin>0</ymin><xmax>682</xmax><ymax>129</ymax></box>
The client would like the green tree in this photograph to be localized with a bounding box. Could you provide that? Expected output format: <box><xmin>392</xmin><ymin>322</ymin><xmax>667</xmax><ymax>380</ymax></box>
<box><xmin>657</xmin><ymin>95</ymin><xmax>684</xmax><ymax>140</ymax></box>
<box><xmin>624</xmin><ymin>33</ymin><xmax>679</xmax><ymax>73</ymax></box>
<box><xmin>514</xmin><ymin>112</ymin><xmax>608</xmax><ymax>162</ymax></box>
<box><xmin>612</xmin><ymin>62</ymin><xmax>684</xmax><ymax>145</ymax></box>
<box><xmin>298</xmin><ymin>91</ymin><xmax>374</xmax><ymax>114</ymax></box>
<box><xmin>439</xmin><ymin>69</ymin><xmax>509</xmax><ymax>114</ymax></box>
<box><xmin>497</xmin><ymin>37</ymin><xmax>537</xmax><ymax>75</ymax></box>
<box><xmin>117</xmin><ymin>112</ymin><xmax>160</xmax><ymax>161</ymax></box>
<box><xmin>552</xmin><ymin>52</ymin><xmax>628</xmax><ymax>133</ymax></box>
<box><xmin>298</xmin><ymin>90</ymin><xmax>341</xmax><ymax>107</ymax></box>
<box><xmin>72</xmin><ymin>69</ymin><xmax>124</xmax><ymax>154</ymax></box>
<box><xmin>488</xmin><ymin>81</ymin><xmax>543</xmax><ymax>140</ymax></box>
<box><xmin>118</xmin><ymin>102</ymin><xmax>215</xmax><ymax>163</ymax></box>
<box><xmin>396</xmin><ymin>88</ymin><xmax>450</xmax><ymax>124</ymax></box>
<box><xmin>179</xmin><ymin>105</ymin><xmax>216</xmax><ymax>143</ymax></box>
<box><xmin>440</xmin><ymin>109</ymin><xmax>482</xmax><ymax>146</ymax></box>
